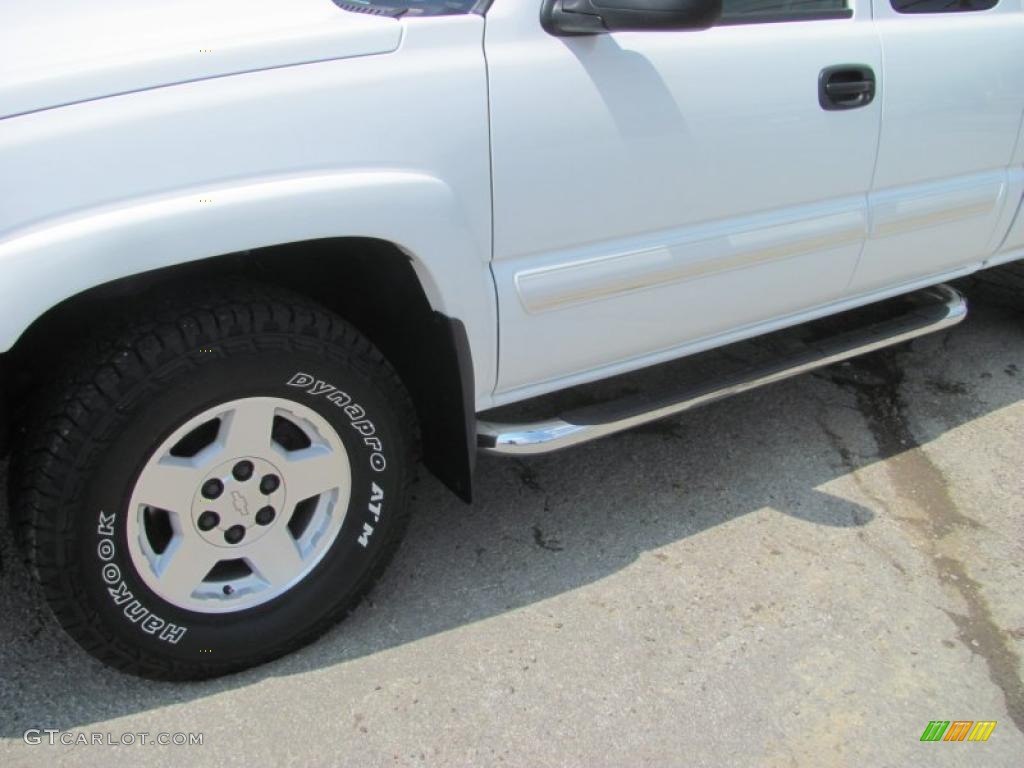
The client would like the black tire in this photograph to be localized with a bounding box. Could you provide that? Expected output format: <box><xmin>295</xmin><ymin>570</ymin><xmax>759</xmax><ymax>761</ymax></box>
<box><xmin>11</xmin><ymin>281</ymin><xmax>417</xmax><ymax>680</ymax></box>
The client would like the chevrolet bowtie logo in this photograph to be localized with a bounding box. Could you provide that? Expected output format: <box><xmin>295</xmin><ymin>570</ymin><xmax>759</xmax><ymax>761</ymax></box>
<box><xmin>230</xmin><ymin>491</ymin><xmax>250</xmax><ymax>517</ymax></box>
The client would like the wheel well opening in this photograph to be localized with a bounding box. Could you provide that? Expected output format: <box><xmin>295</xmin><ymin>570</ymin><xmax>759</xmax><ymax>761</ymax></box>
<box><xmin>2</xmin><ymin>238</ymin><xmax>475</xmax><ymax>501</ymax></box>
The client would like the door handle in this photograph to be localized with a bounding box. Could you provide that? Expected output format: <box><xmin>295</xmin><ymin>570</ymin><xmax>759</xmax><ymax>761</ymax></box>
<box><xmin>819</xmin><ymin>65</ymin><xmax>876</xmax><ymax>111</ymax></box>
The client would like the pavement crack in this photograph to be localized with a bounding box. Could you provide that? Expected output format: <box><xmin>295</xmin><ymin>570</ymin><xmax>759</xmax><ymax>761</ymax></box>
<box><xmin>818</xmin><ymin>412</ymin><xmax>909</xmax><ymax>576</ymax></box>
<box><xmin>937</xmin><ymin>560</ymin><xmax>1024</xmax><ymax>736</ymax></box>
<box><xmin>815</xmin><ymin>410</ymin><xmax>890</xmax><ymax>522</ymax></box>
<box><xmin>826</xmin><ymin>351</ymin><xmax>981</xmax><ymax>537</ymax></box>
<box><xmin>827</xmin><ymin>348</ymin><xmax>1023</xmax><ymax>735</ymax></box>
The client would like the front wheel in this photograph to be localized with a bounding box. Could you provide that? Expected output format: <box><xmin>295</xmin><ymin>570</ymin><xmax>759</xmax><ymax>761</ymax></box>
<box><xmin>12</xmin><ymin>283</ymin><xmax>416</xmax><ymax>679</ymax></box>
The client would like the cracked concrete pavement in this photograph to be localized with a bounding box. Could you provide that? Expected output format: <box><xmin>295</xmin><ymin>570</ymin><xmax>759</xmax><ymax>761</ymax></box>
<box><xmin>0</xmin><ymin>282</ymin><xmax>1021</xmax><ymax>767</ymax></box>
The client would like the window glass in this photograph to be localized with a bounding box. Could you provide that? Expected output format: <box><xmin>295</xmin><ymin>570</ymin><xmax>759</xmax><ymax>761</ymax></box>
<box><xmin>720</xmin><ymin>0</ymin><xmax>851</xmax><ymax>24</ymax></box>
<box><xmin>331</xmin><ymin>0</ymin><xmax>476</xmax><ymax>17</ymax></box>
<box><xmin>891</xmin><ymin>0</ymin><xmax>996</xmax><ymax>12</ymax></box>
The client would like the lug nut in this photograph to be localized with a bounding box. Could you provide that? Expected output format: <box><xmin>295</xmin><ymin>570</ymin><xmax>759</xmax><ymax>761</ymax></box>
<box><xmin>197</xmin><ymin>510</ymin><xmax>220</xmax><ymax>531</ymax></box>
<box><xmin>201</xmin><ymin>478</ymin><xmax>223</xmax><ymax>499</ymax></box>
<box><xmin>223</xmin><ymin>585</ymin><xmax>234</xmax><ymax>596</ymax></box>
<box><xmin>224</xmin><ymin>525</ymin><xmax>246</xmax><ymax>544</ymax></box>
<box><xmin>232</xmin><ymin>460</ymin><xmax>254</xmax><ymax>481</ymax></box>
<box><xmin>259</xmin><ymin>474</ymin><xmax>280</xmax><ymax>494</ymax></box>
<box><xmin>255</xmin><ymin>506</ymin><xmax>276</xmax><ymax>526</ymax></box>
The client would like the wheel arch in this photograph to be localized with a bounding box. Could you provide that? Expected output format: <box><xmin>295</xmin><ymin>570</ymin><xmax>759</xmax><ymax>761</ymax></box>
<box><xmin>2</xmin><ymin>237</ymin><xmax>480</xmax><ymax>502</ymax></box>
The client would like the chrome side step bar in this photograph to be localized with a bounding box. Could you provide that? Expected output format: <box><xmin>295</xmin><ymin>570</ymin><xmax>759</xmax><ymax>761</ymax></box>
<box><xmin>478</xmin><ymin>284</ymin><xmax>966</xmax><ymax>456</ymax></box>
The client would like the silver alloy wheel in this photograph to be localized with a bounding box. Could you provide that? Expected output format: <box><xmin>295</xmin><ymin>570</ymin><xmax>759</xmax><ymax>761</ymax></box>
<box><xmin>125</xmin><ymin>397</ymin><xmax>352</xmax><ymax>614</ymax></box>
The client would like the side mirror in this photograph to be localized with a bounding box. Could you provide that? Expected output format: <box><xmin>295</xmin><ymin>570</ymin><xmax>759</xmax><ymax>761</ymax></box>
<box><xmin>541</xmin><ymin>0</ymin><xmax>722</xmax><ymax>36</ymax></box>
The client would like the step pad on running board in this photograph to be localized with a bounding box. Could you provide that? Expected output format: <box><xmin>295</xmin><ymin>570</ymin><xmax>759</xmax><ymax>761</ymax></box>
<box><xmin>477</xmin><ymin>284</ymin><xmax>966</xmax><ymax>455</ymax></box>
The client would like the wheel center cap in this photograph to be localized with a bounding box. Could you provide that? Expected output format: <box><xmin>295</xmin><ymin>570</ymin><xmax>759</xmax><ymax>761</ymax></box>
<box><xmin>192</xmin><ymin>456</ymin><xmax>286</xmax><ymax>547</ymax></box>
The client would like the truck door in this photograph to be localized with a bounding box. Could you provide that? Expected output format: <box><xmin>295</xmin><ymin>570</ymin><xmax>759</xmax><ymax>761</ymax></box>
<box><xmin>849</xmin><ymin>0</ymin><xmax>1024</xmax><ymax>292</ymax></box>
<box><xmin>485</xmin><ymin>0</ymin><xmax>883</xmax><ymax>400</ymax></box>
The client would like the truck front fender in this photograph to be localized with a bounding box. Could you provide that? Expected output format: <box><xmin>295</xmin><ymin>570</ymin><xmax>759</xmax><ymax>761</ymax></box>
<box><xmin>0</xmin><ymin>169</ymin><xmax>498</xmax><ymax>404</ymax></box>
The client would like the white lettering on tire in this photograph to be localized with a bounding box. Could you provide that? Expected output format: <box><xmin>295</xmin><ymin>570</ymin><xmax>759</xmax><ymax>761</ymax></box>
<box><xmin>96</xmin><ymin>511</ymin><xmax>187</xmax><ymax>644</ymax></box>
<box><xmin>287</xmin><ymin>372</ymin><xmax>388</xmax><ymax>471</ymax></box>
<box><xmin>357</xmin><ymin>483</ymin><xmax>385</xmax><ymax>548</ymax></box>
<box><xmin>286</xmin><ymin>374</ymin><xmax>391</xmax><ymax>544</ymax></box>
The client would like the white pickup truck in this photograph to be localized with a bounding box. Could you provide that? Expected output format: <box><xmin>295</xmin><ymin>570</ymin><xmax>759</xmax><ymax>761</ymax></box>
<box><xmin>1</xmin><ymin>0</ymin><xmax>1022</xmax><ymax>679</ymax></box>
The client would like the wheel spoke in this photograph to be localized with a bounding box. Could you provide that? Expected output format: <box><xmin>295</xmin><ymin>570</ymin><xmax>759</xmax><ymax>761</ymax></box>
<box><xmin>134</xmin><ymin>459</ymin><xmax>204</xmax><ymax>514</ymax></box>
<box><xmin>245</xmin><ymin>527</ymin><xmax>305</xmax><ymax>587</ymax></box>
<box><xmin>282</xmin><ymin>446</ymin><xmax>348</xmax><ymax>504</ymax></box>
<box><xmin>153</xmin><ymin>534</ymin><xmax>219</xmax><ymax>604</ymax></box>
<box><xmin>218</xmin><ymin>399</ymin><xmax>277</xmax><ymax>458</ymax></box>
